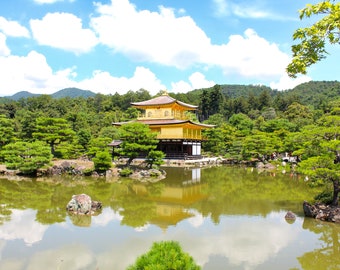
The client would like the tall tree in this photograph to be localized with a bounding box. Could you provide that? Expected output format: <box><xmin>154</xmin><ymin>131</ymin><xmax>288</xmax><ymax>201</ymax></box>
<box><xmin>287</xmin><ymin>0</ymin><xmax>340</xmax><ymax>77</ymax></box>
<box><xmin>209</xmin><ymin>84</ymin><xmax>224</xmax><ymax>115</ymax></box>
<box><xmin>0</xmin><ymin>115</ymin><xmax>15</xmax><ymax>149</ymax></box>
<box><xmin>294</xmin><ymin>112</ymin><xmax>340</xmax><ymax>206</ymax></box>
<box><xmin>284</xmin><ymin>102</ymin><xmax>314</xmax><ymax>129</ymax></box>
<box><xmin>199</xmin><ymin>89</ymin><xmax>211</xmax><ymax>121</ymax></box>
<box><xmin>117</xmin><ymin>122</ymin><xmax>158</xmax><ymax>165</ymax></box>
<box><xmin>1</xmin><ymin>141</ymin><xmax>52</xmax><ymax>175</ymax></box>
<box><xmin>33</xmin><ymin>117</ymin><xmax>76</xmax><ymax>156</ymax></box>
<box><xmin>258</xmin><ymin>90</ymin><xmax>272</xmax><ymax>110</ymax></box>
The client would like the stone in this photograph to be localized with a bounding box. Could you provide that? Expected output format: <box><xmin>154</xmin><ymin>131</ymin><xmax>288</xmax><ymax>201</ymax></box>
<box><xmin>66</xmin><ymin>194</ymin><xmax>102</xmax><ymax>215</ymax></box>
<box><xmin>285</xmin><ymin>211</ymin><xmax>296</xmax><ymax>220</ymax></box>
<box><xmin>303</xmin><ymin>201</ymin><xmax>318</xmax><ymax>218</ymax></box>
<box><xmin>303</xmin><ymin>201</ymin><xmax>340</xmax><ymax>223</ymax></box>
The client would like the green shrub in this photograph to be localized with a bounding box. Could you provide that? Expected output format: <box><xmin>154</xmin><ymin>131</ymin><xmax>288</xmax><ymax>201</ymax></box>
<box><xmin>1</xmin><ymin>141</ymin><xmax>52</xmax><ymax>175</ymax></box>
<box><xmin>315</xmin><ymin>189</ymin><xmax>333</xmax><ymax>205</ymax></box>
<box><xmin>146</xmin><ymin>150</ymin><xmax>165</xmax><ymax>168</ymax></box>
<box><xmin>127</xmin><ymin>241</ymin><xmax>201</xmax><ymax>270</ymax></box>
<box><xmin>83</xmin><ymin>168</ymin><xmax>94</xmax><ymax>176</ymax></box>
<box><xmin>119</xmin><ymin>167</ymin><xmax>133</xmax><ymax>177</ymax></box>
<box><xmin>92</xmin><ymin>151</ymin><xmax>112</xmax><ymax>172</ymax></box>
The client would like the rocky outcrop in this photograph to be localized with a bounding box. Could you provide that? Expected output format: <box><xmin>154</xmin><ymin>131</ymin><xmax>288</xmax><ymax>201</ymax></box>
<box><xmin>303</xmin><ymin>201</ymin><xmax>340</xmax><ymax>223</ymax></box>
<box><xmin>47</xmin><ymin>161</ymin><xmax>87</xmax><ymax>176</ymax></box>
<box><xmin>285</xmin><ymin>211</ymin><xmax>296</xmax><ymax>220</ymax></box>
<box><xmin>128</xmin><ymin>168</ymin><xmax>166</xmax><ymax>182</ymax></box>
<box><xmin>256</xmin><ymin>162</ymin><xmax>277</xmax><ymax>170</ymax></box>
<box><xmin>66</xmin><ymin>194</ymin><xmax>102</xmax><ymax>215</ymax></box>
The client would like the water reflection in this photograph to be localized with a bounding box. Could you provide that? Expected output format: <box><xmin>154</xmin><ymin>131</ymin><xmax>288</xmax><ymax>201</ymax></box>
<box><xmin>0</xmin><ymin>166</ymin><xmax>338</xmax><ymax>270</ymax></box>
<box><xmin>0</xmin><ymin>209</ymin><xmax>48</xmax><ymax>246</ymax></box>
<box><xmin>298</xmin><ymin>219</ymin><xmax>340</xmax><ymax>269</ymax></box>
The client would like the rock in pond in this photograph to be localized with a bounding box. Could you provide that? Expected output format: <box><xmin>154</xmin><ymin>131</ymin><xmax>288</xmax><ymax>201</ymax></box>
<box><xmin>303</xmin><ymin>201</ymin><xmax>340</xmax><ymax>223</ymax></box>
<box><xmin>284</xmin><ymin>211</ymin><xmax>296</xmax><ymax>224</ymax></box>
<box><xmin>285</xmin><ymin>211</ymin><xmax>296</xmax><ymax>220</ymax></box>
<box><xmin>66</xmin><ymin>194</ymin><xmax>102</xmax><ymax>215</ymax></box>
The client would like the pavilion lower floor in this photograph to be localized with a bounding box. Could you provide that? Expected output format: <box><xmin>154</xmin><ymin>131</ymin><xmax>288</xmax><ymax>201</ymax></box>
<box><xmin>157</xmin><ymin>139</ymin><xmax>203</xmax><ymax>160</ymax></box>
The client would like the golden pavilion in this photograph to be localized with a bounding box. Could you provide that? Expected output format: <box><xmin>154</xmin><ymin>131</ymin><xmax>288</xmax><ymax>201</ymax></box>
<box><xmin>114</xmin><ymin>92</ymin><xmax>214</xmax><ymax>159</ymax></box>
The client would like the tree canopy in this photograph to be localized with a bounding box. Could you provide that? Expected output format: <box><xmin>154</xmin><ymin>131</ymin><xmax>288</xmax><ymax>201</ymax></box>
<box><xmin>287</xmin><ymin>0</ymin><xmax>340</xmax><ymax>77</ymax></box>
<box><xmin>1</xmin><ymin>141</ymin><xmax>52</xmax><ymax>174</ymax></box>
<box><xmin>117</xmin><ymin>122</ymin><xmax>159</xmax><ymax>165</ymax></box>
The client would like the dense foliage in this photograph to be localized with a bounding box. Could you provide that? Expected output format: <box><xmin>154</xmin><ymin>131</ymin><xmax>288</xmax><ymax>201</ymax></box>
<box><xmin>117</xmin><ymin>122</ymin><xmax>159</xmax><ymax>165</ymax></box>
<box><xmin>127</xmin><ymin>241</ymin><xmax>201</xmax><ymax>270</ymax></box>
<box><xmin>287</xmin><ymin>0</ymin><xmax>340</xmax><ymax>77</ymax></box>
<box><xmin>1</xmin><ymin>141</ymin><xmax>52</xmax><ymax>175</ymax></box>
<box><xmin>0</xmin><ymin>81</ymin><xmax>339</xmax><ymax>203</ymax></box>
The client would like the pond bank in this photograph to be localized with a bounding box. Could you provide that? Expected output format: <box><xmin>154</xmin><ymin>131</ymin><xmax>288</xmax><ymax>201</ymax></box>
<box><xmin>303</xmin><ymin>201</ymin><xmax>340</xmax><ymax>223</ymax></box>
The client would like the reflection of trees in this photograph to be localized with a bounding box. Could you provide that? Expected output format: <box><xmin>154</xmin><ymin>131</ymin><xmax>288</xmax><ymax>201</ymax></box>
<box><xmin>68</xmin><ymin>213</ymin><xmax>92</xmax><ymax>227</ymax></box>
<box><xmin>117</xmin><ymin>182</ymin><xmax>157</xmax><ymax>227</ymax></box>
<box><xmin>146</xmin><ymin>182</ymin><xmax>165</xmax><ymax>196</ymax></box>
<box><xmin>190</xmin><ymin>166</ymin><xmax>321</xmax><ymax>224</ymax></box>
<box><xmin>0</xmin><ymin>204</ymin><xmax>11</xmax><ymax>225</ymax></box>
<box><xmin>36</xmin><ymin>208</ymin><xmax>66</xmax><ymax>224</ymax></box>
<box><xmin>298</xmin><ymin>219</ymin><xmax>340</xmax><ymax>269</ymax></box>
<box><xmin>0</xmin><ymin>176</ymin><xmax>123</xmax><ymax>225</ymax></box>
<box><xmin>0</xmin><ymin>166</ymin><xmax>322</xmax><ymax>229</ymax></box>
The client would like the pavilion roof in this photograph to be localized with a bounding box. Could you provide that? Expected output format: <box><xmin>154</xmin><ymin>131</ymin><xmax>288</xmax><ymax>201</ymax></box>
<box><xmin>131</xmin><ymin>93</ymin><xmax>198</xmax><ymax>110</ymax></box>
<box><xmin>138</xmin><ymin>119</ymin><xmax>214</xmax><ymax>128</ymax></box>
<box><xmin>112</xmin><ymin>119</ymin><xmax>214</xmax><ymax>129</ymax></box>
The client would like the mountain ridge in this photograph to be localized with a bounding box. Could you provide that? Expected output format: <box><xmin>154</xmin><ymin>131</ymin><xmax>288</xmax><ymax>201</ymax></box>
<box><xmin>2</xmin><ymin>81</ymin><xmax>340</xmax><ymax>102</ymax></box>
<box><xmin>4</xmin><ymin>87</ymin><xmax>96</xmax><ymax>100</ymax></box>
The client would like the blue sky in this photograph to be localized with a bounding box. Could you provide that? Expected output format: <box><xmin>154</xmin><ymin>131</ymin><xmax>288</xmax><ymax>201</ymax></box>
<box><xmin>0</xmin><ymin>0</ymin><xmax>339</xmax><ymax>97</ymax></box>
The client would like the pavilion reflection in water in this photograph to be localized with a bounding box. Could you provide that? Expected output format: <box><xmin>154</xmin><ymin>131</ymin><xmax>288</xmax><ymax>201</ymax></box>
<box><xmin>132</xmin><ymin>168</ymin><xmax>207</xmax><ymax>230</ymax></box>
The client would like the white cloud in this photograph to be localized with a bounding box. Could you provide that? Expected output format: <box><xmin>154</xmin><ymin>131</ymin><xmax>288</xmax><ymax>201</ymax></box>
<box><xmin>187</xmin><ymin>210</ymin><xmax>205</xmax><ymax>227</ymax></box>
<box><xmin>0</xmin><ymin>0</ymin><xmax>308</xmax><ymax>96</ymax></box>
<box><xmin>26</xmin><ymin>244</ymin><xmax>95</xmax><ymax>270</ymax></box>
<box><xmin>0</xmin><ymin>209</ymin><xmax>48</xmax><ymax>246</ymax></box>
<box><xmin>0</xmin><ymin>51</ymin><xmax>76</xmax><ymax>95</ymax></box>
<box><xmin>77</xmin><ymin>66</ymin><xmax>165</xmax><ymax>95</ymax></box>
<box><xmin>92</xmin><ymin>208</ymin><xmax>122</xmax><ymax>226</ymax></box>
<box><xmin>270</xmin><ymin>74</ymin><xmax>311</xmax><ymax>90</ymax></box>
<box><xmin>91</xmin><ymin>1</ymin><xmax>290</xmax><ymax>82</ymax></box>
<box><xmin>30</xmin><ymin>12</ymin><xmax>98</xmax><ymax>54</ymax></box>
<box><xmin>171</xmin><ymin>72</ymin><xmax>215</xmax><ymax>93</ymax></box>
<box><xmin>181</xmin><ymin>213</ymin><xmax>300</xmax><ymax>268</ymax></box>
<box><xmin>0</xmin><ymin>48</ymin><xmax>166</xmax><ymax>96</ymax></box>
<box><xmin>0</xmin><ymin>33</ymin><xmax>10</xmax><ymax>56</ymax></box>
<box><xmin>91</xmin><ymin>0</ymin><xmax>211</xmax><ymax>68</ymax></box>
<box><xmin>0</xmin><ymin>17</ymin><xmax>30</xmax><ymax>38</ymax></box>
<box><xmin>189</xmin><ymin>72</ymin><xmax>215</xmax><ymax>89</ymax></box>
<box><xmin>206</xmin><ymin>28</ymin><xmax>290</xmax><ymax>79</ymax></box>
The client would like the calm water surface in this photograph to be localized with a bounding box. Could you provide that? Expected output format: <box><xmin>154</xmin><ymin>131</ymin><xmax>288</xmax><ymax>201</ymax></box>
<box><xmin>0</xmin><ymin>166</ymin><xmax>339</xmax><ymax>270</ymax></box>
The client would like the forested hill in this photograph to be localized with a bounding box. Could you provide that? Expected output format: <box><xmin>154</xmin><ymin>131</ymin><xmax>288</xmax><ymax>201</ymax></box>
<box><xmin>1</xmin><ymin>81</ymin><xmax>339</xmax><ymax>112</ymax></box>
<box><xmin>198</xmin><ymin>80</ymin><xmax>340</xmax><ymax>101</ymax></box>
<box><xmin>283</xmin><ymin>81</ymin><xmax>340</xmax><ymax>107</ymax></box>
<box><xmin>182</xmin><ymin>80</ymin><xmax>340</xmax><ymax>106</ymax></box>
<box><xmin>2</xmin><ymin>87</ymin><xmax>95</xmax><ymax>101</ymax></box>
<box><xmin>52</xmin><ymin>88</ymin><xmax>95</xmax><ymax>99</ymax></box>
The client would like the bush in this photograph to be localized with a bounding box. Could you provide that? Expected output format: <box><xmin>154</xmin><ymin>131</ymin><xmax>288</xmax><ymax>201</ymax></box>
<box><xmin>1</xmin><ymin>141</ymin><xmax>52</xmax><ymax>175</ymax></box>
<box><xmin>315</xmin><ymin>189</ymin><xmax>333</xmax><ymax>205</ymax></box>
<box><xmin>92</xmin><ymin>151</ymin><xmax>112</xmax><ymax>172</ymax></box>
<box><xmin>119</xmin><ymin>167</ymin><xmax>133</xmax><ymax>177</ymax></box>
<box><xmin>146</xmin><ymin>150</ymin><xmax>165</xmax><ymax>168</ymax></box>
<box><xmin>127</xmin><ymin>241</ymin><xmax>201</xmax><ymax>270</ymax></box>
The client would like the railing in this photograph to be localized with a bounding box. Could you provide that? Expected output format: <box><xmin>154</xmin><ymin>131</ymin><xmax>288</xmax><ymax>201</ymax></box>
<box><xmin>137</xmin><ymin>112</ymin><xmax>189</xmax><ymax>120</ymax></box>
<box><xmin>156</xmin><ymin>134</ymin><xmax>203</xmax><ymax>140</ymax></box>
<box><xmin>164</xmin><ymin>153</ymin><xmax>203</xmax><ymax>160</ymax></box>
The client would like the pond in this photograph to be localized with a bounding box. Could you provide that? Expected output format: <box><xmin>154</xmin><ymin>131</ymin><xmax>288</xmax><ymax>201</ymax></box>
<box><xmin>0</xmin><ymin>166</ymin><xmax>339</xmax><ymax>270</ymax></box>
